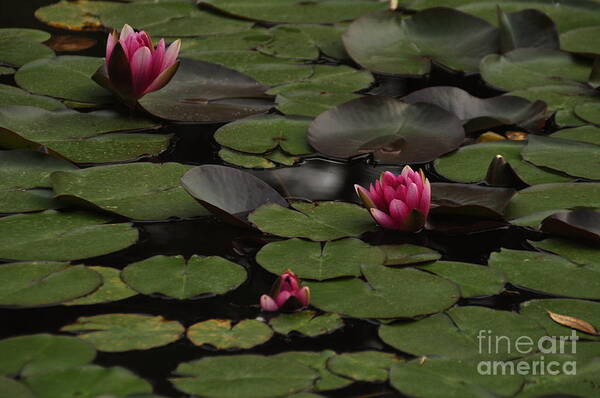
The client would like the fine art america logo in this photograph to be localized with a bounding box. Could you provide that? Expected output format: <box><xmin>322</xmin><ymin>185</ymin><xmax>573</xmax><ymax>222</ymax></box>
<box><xmin>477</xmin><ymin>329</ymin><xmax>579</xmax><ymax>376</ymax></box>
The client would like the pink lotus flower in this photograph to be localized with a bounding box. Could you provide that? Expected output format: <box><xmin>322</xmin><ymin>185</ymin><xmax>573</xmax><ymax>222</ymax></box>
<box><xmin>93</xmin><ymin>24</ymin><xmax>180</xmax><ymax>106</ymax></box>
<box><xmin>260</xmin><ymin>270</ymin><xmax>310</xmax><ymax>312</ymax></box>
<box><xmin>355</xmin><ymin>166</ymin><xmax>431</xmax><ymax>232</ymax></box>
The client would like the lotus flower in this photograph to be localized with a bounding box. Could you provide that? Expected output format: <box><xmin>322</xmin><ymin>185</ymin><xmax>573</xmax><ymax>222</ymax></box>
<box><xmin>93</xmin><ymin>24</ymin><xmax>180</xmax><ymax>106</ymax></box>
<box><xmin>260</xmin><ymin>270</ymin><xmax>310</xmax><ymax>312</ymax></box>
<box><xmin>355</xmin><ymin>166</ymin><xmax>431</xmax><ymax>232</ymax></box>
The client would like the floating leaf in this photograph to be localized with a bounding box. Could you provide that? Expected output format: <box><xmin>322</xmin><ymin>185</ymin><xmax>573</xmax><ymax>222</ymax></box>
<box><xmin>64</xmin><ymin>266</ymin><xmax>137</xmax><ymax>306</ymax></box>
<box><xmin>498</xmin><ymin>8</ymin><xmax>559</xmax><ymax>52</ymax></box>
<box><xmin>574</xmin><ymin>102</ymin><xmax>600</xmax><ymax>124</ymax></box>
<box><xmin>219</xmin><ymin>149</ymin><xmax>278</xmax><ymax>169</ymax></box>
<box><xmin>379</xmin><ymin>244</ymin><xmax>441</xmax><ymax>266</ymax></box>
<box><xmin>187</xmin><ymin>319</ymin><xmax>273</xmax><ymax>350</ymax></box>
<box><xmin>276</xmin><ymin>90</ymin><xmax>360</xmax><ymax>117</ymax></box>
<box><xmin>417</xmin><ymin>261</ymin><xmax>506</xmax><ymax>298</ymax></box>
<box><xmin>274</xmin><ymin>351</ymin><xmax>351</xmax><ymax>392</ymax></box>
<box><xmin>256</xmin><ymin>238</ymin><xmax>384</xmax><ymax>280</ymax></box>
<box><xmin>35</xmin><ymin>0</ymin><xmax>117</xmax><ymax>31</ymax></box>
<box><xmin>0</xmin><ymin>28</ymin><xmax>53</xmax><ymax>67</ymax></box>
<box><xmin>0</xmin><ymin>262</ymin><xmax>102</xmax><ymax>307</ymax></box>
<box><xmin>547</xmin><ymin>311</ymin><xmax>598</xmax><ymax>335</ymax></box>
<box><xmin>308</xmin><ymin>96</ymin><xmax>464</xmax><ymax>164</ymax></box>
<box><xmin>249</xmin><ymin>201</ymin><xmax>376</xmax><ymax>241</ymax></box>
<box><xmin>121</xmin><ymin>255</ymin><xmax>246</xmax><ymax>299</ymax></box>
<box><xmin>171</xmin><ymin>355</ymin><xmax>318</xmax><ymax>398</ymax></box>
<box><xmin>0</xmin><ymin>66</ymin><xmax>14</xmax><ymax>75</ymax></box>
<box><xmin>540</xmin><ymin>209</ymin><xmax>600</xmax><ymax>244</ymax></box>
<box><xmin>431</xmin><ymin>183</ymin><xmax>516</xmax><ymax>219</ymax></box>
<box><xmin>0</xmin><ymin>84</ymin><xmax>65</xmax><ymax>110</ymax></box>
<box><xmin>561</xmin><ymin>26</ymin><xmax>600</xmax><ymax>56</ymax></box>
<box><xmin>270</xmin><ymin>310</ymin><xmax>343</xmax><ymax>337</ymax></box>
<box><xmin>327</xmin><ymin>351</ymin><xmax>400</xmax><ymax>382</ymax></box>
<box><xmin>0</xmin><ymin>210</ymin><xmax>138</xmax><ymax>261</ymax></box>
<box><xmin>0</xmin><ymin>377</ymin><xmax>33</xmax><ymax>398</ymax></box>
<box><xmin>267</xmin><ymin>65</ymin><xmax>373</xmax><ymax>95</ymax></box>
<box><xmin>180</xmin><ymin>30</ymin><xmax>273</xmax><ymax>54</ymax></box>
<box><xmin>531</xmin><ymin>238</ymin><xmax>600</xmax><ymax>267</ymax></box>
<box><xmin>258</xmin><ymin>25</ymin><xmax>349</xmax><ymax>61</ymax></box>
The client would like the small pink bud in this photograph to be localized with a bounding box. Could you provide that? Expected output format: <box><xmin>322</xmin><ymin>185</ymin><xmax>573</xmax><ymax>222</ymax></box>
<box><xmin>260</xmin><ymin>270</ymin><xmax>310</xmax><ymax>312</ymax></box>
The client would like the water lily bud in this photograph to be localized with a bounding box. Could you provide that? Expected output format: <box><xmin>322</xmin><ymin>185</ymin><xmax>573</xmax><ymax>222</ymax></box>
<box><xmin>355</xmin><ymin>166</ymin><xmax>431</xmax><ymax>232</ymax></box>
<box><xmin>260</xmin><ymin>270</ymin><xmax>310</xmax><ymax>312</ymax></box>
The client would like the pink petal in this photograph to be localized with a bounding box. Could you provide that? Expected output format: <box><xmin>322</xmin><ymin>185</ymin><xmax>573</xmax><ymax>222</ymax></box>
<box><xmin>106</xmin><ymin>31</ymin><xmax>118</xmax><ymax>64</ymax></box>
<box><xmin>405</xmin><ymin>182</ymin><xmax>419</xmax><ymax>210</ymax></box>
<box><xmin>401</xmin><ymin>165</ymin><xmax>412</xmax><ymax>178</ymax></box>
<box><xmin>381</xmin><ymin>171</ymin><xmax>396</xmax><ymax>187</ymax></box>
<box><xmin>395</xmin><ymin>184</ymin><xmax>407</xmax><ymax>202</ymax></box>
<box><xmin>275</xmin><ymin>290</ymin><xmax>292</xmax><ymax>307</ymax></box>
<box><xmin>383</xmin><ymin>185</ymin><xmax>396</xmax><ymax>207</ymax></box>
<box><xmin>119</xmin><ymin>24</ymin><xmax>135</xmax><ymax>41</ymax></box>
<box><xmin>151</xmin><ymin>38</ymin><xmax>166</xmax><ymax>77</ymax></box>
<box><xmin>370</xmin><ymin>208</ymin><xmax>399</xmax><ymax>230</ymax></box>
<box><xmin>139</xmin><ymin>31</ymin><xmax>153</xmax><ymax>50</ymax></box>
<box><xmin>410</xmin><ymin>170</ymin><xmax>423</xmax><ymax>191</ymax></box>
<box><xmin>260</xmin><ymin>295</ymin><xmax>279</xmax><ymax>311</ymax></box>
<box><xmin>130</xmin><ymin>46</ymin><xmax>153</xmax><ymax>97</ymax></box>
<box><xmin>419</xmin><ymin>179</ymin><xmax>431</xmax><ymax>217</ymax></box>
<box><xmin>162</xmin><ymin>39</ymin><xmax>180</xmax><ymax>70</ymax></box>
<box><xmin>280</xmin><ymin>272</ymin><xmax>299</xmax><ymax>292</ymax></box>
<box><xmin>296</xmin><ymin>287</ymin><xmax>310</xmax><ymax>307</ymax></box>
<box><xmin>355</xmin><ymin>184</ymin><xmax>376</xmax><ymax>209</ymax></box>
<box><xmin>389</xmin><ymin>199</ymin><xmax>409</xmax><ymax>223</ymax></box>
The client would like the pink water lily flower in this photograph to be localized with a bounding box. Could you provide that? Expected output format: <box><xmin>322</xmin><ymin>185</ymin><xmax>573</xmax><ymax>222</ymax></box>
<box><xmin>94</xmin><ymin>24</ymin><xmax>180</xmax><ymax>106</ymax></box>
<box><xmin>355</xmin><ymin>166</ymin><xmax>431</xmax><ymax>232</ymax></box>
<box><xmin>260</xmin><ymin>270</ymin><xmax>310</xmax><ymax>312</ymax></box>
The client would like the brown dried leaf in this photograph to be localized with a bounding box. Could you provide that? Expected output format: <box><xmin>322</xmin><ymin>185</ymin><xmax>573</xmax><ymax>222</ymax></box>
<box><xmin>547</xmin><ymin>310</ymin><xmax>598</xmax><ymax>335</ymax></box>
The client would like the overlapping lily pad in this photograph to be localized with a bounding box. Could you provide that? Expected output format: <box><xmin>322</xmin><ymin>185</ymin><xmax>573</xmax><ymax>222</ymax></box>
<box><xmin>561</xmin><ymin>26</ymin><xmax>600</xmax><ymax>55</ymax></box>
<box><xmin>0</xmin><ymin>377</ymin><xmax>33</xmax><ymax>398</ymax></box>
<box><xmin>274</xmin><ymin>351</ymin><xmax>351</xmax><ymax>391</ymax></box>
<box><xmin>64</xmin><ymin>266</ymin><xmax>137</xmax><ymax>306</ymax></box>
<box><xmin>541</xmin><ymin>209</ymin><xmax>600</xmax><ymax>243</ymax></box>
<box><xmin>276</xmin><ymin>90</ymin><xmax>360</xmax><ymax>117</ymax></box>
<box><xmin>258</xmin><ymin>25</ymin><xmax>349</xmax><ymax>61</ymax></box>
<box><xmin>0</xmin><ymin>210</ymin><xmax>138</xmax><ymax>261</ymax></box>
<box><xmin>267</xmin><ymin>65</ymin><xmax>373</xmax><ymax>95</ymax></box>
<box><xmin>187</xmin><ymin>319</ymin><xmax>273</xmax><ymax>350</ymax></box>
<box><xmin>270</xmin><ymin>310</ymin><xmax>344</xmax><ymax>337</ymax></box>
<box><xmin>417</xmin><ymin>261</ymin><xmax>506</xmax><ymax>298</ymax></box>
<box><xmin>0</xmin><ymin>84</ymin><xmax>65</xmax><ymax>110</ymax></box>
<box><xmin>431</xmin><ymin>183</ymin><xmax>516</xmax><ymax>219</ymax></box>
<box><xmin>0</xmin><ymin>262</ymin><xmax>102</xmax><ymax>307</ymax></box>
<box><xmin>308</xmin><ymin>96</ymin><xmax>464</xmax><ymax>164</ymax></box>
<box><xmin>62</xmin><ymin>314</ymin><xmax>184</xmax><ymax>352</ymax></box>
<box><xmin>574</xmin><ymin>102</ymin><xmax>600</xmax><ymax>125</ymax></box>
<box><xmin>343</xmin><ymin>8</ymin><xmax>499</xmax><ymax>76</ymax></box>
<box><xmin>35</xmin><ymin>0</ymin><xmax>117</xmax><ymax>31</ymax></box>
<box><xmin>531</xmin><ymin>238</ymin><xmax>600</xmax><ymax>267</ymax></box>
<box><xmin>0</xmin><ymin>28</ymin><xmax>53</xmax><ymax>67</ymax></box>
<box><xmin>121</xmin><ymin>255</ymin><xmax>247</xmax><ymax>299</ymax></box>
<box><xmin>379</xmin><ymin>244</ymin><xmax>441</xmax><ymax>266</ymax></box>
<box><xmin>218</xmin><ymin>148</ymin><xmax>299</xmax><ymax>169</ymax></box>
<box><xmin>551</xmin><ymin>125</ymin><xmax>600</xmax><ymax>145</ymax></box>
<box><xmin>327</xmin><ymin>351</ymin><xmax>400</xmax><ymax>382</ymax></box>
<box><xmin>498</xmin><ymin>8</ymin><xmax>559</xmax><ymax>52</ymax></box>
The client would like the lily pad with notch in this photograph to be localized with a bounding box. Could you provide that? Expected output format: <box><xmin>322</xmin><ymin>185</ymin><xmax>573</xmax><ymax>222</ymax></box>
<box><xmin>274</xmin><ymin>351</ymin><xmax>351</xmax><ymax>392</ymax></box>
<box><xmin>64</xmin><ymin>266</ymin><xmax>137</xmax><ymax>306</ymax></box>
<box><xmin>417</xmin><ymin>261</ymin><xmax>506</xmax><ymax>298</ymax></box>
<box><xmin>0</xmin><ymin>84</ymin><xmax>65</xmax><ymax>111</ymax></box>
<box><xmin>187</xmin><ymin>319</ymin><xmax>273</xmax><ymax>350</ymax></box>
<box><xmin>326</xmin><ymin>351</ymin><xmax>401</xmax><ymax>383</ymax></box>
<box><xmin>276</xmin><ymin>90</ymin><xmax>360</xmax><ymax>117</ymax></box>
<box><xmin>267</xmin><ymin>65</ymin><xmax>373</xmax><ymax>95</ymax></box>
<box><xmin>270</xmin><ymin>310</ymin><xmax>344</xmax><ymax>337</ymax></box>
<box><xmin>378</xmin><ymin>244</ymin><xmax>441</xmax><ymax>266</ymax></box>
<box><xmin>0</xmin><ymin>28</ymin><xmax>54</xmax><ymax>67</ymax></box>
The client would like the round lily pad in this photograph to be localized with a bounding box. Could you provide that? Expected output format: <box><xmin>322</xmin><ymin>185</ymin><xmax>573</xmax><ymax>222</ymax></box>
<box><xmin>307</xmin><ymin>96</ymin><xmax>464</xmax><ymax>164</ymax></box>
<box><xmin>187</xmin><ymin>319</ymin><xmax>273</xmax><ymax>350</ymax></box>
<box><xmin>180</xmin><ymin>30</ymin><xmax>273</xmax><ymax>54</ymax></box>
<box><xmin>256</xmin><ymin>238</ymin><xmax>384</xmax><ymax>280</ymax></box>
<box><xmin>308</xmin><ymin>265</ymin><xmax>460</xmax><ymax>319</ymax></box>
<box><xmin>62</xmin><ymin>313</ymin><xmax>184</xmax><ymax>352</ymax></box>
<box><xmin>0</xmin><ymin>262</ymin><xmax>102</xmax><ymax>307</ymax></box>
<box><xmin>551</xmin><ymin>125</ymin><xmax>600</xmax><ymax>146</ymax></box>
<box><xmin>121</xmin><ymin>255</ymin><xmax>247</xmax><ymax>299</ymax></box>
<box><xmin>0</xmin><ymin>377</ymin><xmax>33</xmax><ymax>398</ymax></box>
<box><xmin>561</xmin><ymin>26</ymin><xmax>600</xmax><ymax>56</ymax></box>
<box><xmin>0</xmin><ymin>84</ymin><xmax>65</xmax><ymax>111</ymax></box>
<box><xmin>531</xmin><ymin>238</ymin><xmax>600</xmax><ymax>267</ymax></box>
<box><xmin>270</xmin><ymin>310</ymin><xmax>344</xmax><ymax>337</ymax></box>
<box><xmin>0</xmin><ymin>28</ymin><xmax>54</xmax><ymax>67</ymax></box>
<box><xmin>218</xmin><ymin>149</ymin><xmax>280</xmax><ymax>169</ymax></box>
<box><xmin>417</xmin><ymin>261</ymin><xmax>506</xmax><ymax>298</ymax></box>
<box><xmin>274</xmin><ymin>351</ymin><xmax>351</xmax><ymax>392</ymax></box>
<box><xmin>327</xmin><ymin>351</ymin><xmax>401</xmax><ymax>382</ymax></box>
<box><xmin>171</xmin><ymin>355</ymin><xmax>318</xmax><ymax>398</ymax></box>
<box><xmin>488</xmin><ymin>248</ymin><xmax>600</xmax><ymax>299</ymax></box>
<box><xmin>0</xmin><ymin>334</ymin><xmax>96</xmax><ymax>377</ymax></box>
<box><xmin>267</xmin><ymin>65</ymin><xmax>373</xmax><ymax>95</ymax></box>
<box><xmin>35</xmin><ymin>0</ymin><xmax>117</xmax><ymax>31</ymax></box>
<box><xmin>276</xmin><ymin>90</ymin><xmax>360</xmax><ymax>117</ymax></box>
<box><xmin>0</xmin><ymin>210</ymin><xmax>138</xmax><ymax>261</ymax></box>
<box><xmin>343</xmin><ymin>8</ymin><xmax>499</xmax><ymax>76</ymax></box>
<box><xmin>51</xmin><ymin>162</ymin><xmax>208</xmax><ymax>221</ymax></box>
<box><xmin>574</xmin><ymin>102</ymin><xmax>600</xmax><ymax>125</ymax></box>
<box><xmin>249</xmin><ymin>201</ymin><xmax>376</xmax><ymax>241</ymax></box>
<box><xmin>64</xmin><ymin>266</ymin><xmax>137</xmax><ymax>306</ymax></box>
<box><xmin>379</xmin><ymin>244</ymin><xmax>441</xmax><ymax>266</ymax></box>
<box><xmin>258</xmin><ymin>25</ymin><xmax>349</xmax><ymax>61</ymax></box>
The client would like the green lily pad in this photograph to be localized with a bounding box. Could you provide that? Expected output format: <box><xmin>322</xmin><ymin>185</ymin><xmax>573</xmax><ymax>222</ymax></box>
<box><xmin>0</xmin><ymin>377</ymin><xmax>33</xmax><ymax>398</ymax></box>
<box><xmin>551</xmin><ymin>125</ymin><xmax>600</xmax><ymax>145</ymax></box>
<box><xmin>0</xmin><ymin>210</ymin><xmax>138</xmax><ymax>261</ymax></box>
<box><xmin>430</xmin><ymin>183</ymin><xmax>516</xmax><ymax>219</ymax></box>
<box><xmin>187</xmin><ymin>319</ymin><xmax>273</xmax><ymax>350</ymax></box>
<box><xmin>256</xmin><ymin>238</ymin><xmax>384</xmax><ymax>280</ymax></box>
<box><xmin>0</xmin><ymin>150</ymin><xmax>77</xmax><ymax>213</ymax></box>
<box><xmin>64</xmin><ymin>266</ymin><xmax>137</xmax><ymax>306</ymax></box>
<box><xmin>379</xmin><ymin>305</ymin><xmax>546</xmax><ymax>360</ymax></box>
<box><xmin>343</xmin><ymin>8</ymin><xmax>498</xmax><ymax>76</ymax></box>
<box><xmin>435</xmin><ymin>141</ymin><xmax>572</xmax><ymax>185</ymax></box>
<box><xmin>267</xmin><ymin>65</ymin><xmax>373</xmax><ymax>95</ymax></box>
<box><xmin>0</xmin><ymin>262</ymin><xmax>102</xmax><ymax>307</ymax></box>
<box><xmin>327</xmin><ymin>351</ymin><xmax>401</xmax><ymax>382</ymax></box>
<box><xmin>308</xmin><ymin>265</ymin><xmax>460</xmax><ymax>319</ymax></box>
<box><xmin>505</xmin><ymin>183</ymin><xmax>600</xmax><ymax>219</ymax></box>
<box><xmin>121</xmin><ymin>255</ymin><xmax>247</xmax><ymax>299</ymax></box>
<box><xmin>0</xmin><ymin>107</ymin><xmax>167</xmax><ymax>164</ymax></box>
<box><xmin>561</xmin><ymin>26</ymin><xmax>600</xmax><ymax>56</ymax></box>
<box><xmin>215</xmin><ymin>114</ymin><xmax>312</xmax><ymax>155</ymax></box>
<box><xmin>51</xmin><ymin>162</ymin><xmax>208</xmax><ymax>221</ymax></box>
<box><xmin>199</xmin><ymin>0</ymin><xmax>386</xmax><ymax>24</ymax></box>
<box><xmin>0</xmin><ymin>84</ymin><xmax>65</xmax><ymax>110</ymax></box>
<box><xmin>498</xmin><ymin>8</ymin><xmax>559</xmax><ymax>52</ymax></box>
<box><xmin>574</xmin><ymin>102</ymin><xmax>600</xmax><ymax>125</ymax></box>
<box><xmin>520</xmin><ymin>299</ymin><xmax>600</xmax><ymax>341</ymax></box>
<box><xmin>24</xmin><ymin>365</ymin><xmax>152</xmax><ymax>398</ymax></box>
<box><xmin>276</xmin><ymin>90</ymin><xmax>360</xmax><ymax>117</ymax></box>
<box><xmin>270</xmin><ymin>310</ymin><xmax>344</xmax><ymax>337</ymax></box>
<box><xmin>0</xmin><ymin>66</ymin><xmax>14</xmax><ymax>75</ymax></box>
<box><xmin>530</xmin><ymin>238</ymin><xmax>600</xmax><ymax>267</ymax></box>
<box><xmin>62</xmin><ymin>313</ymin><xmax>184</xmax><ymax>352</ymax></box>
<box><xmin>0</xmin><ymin>334</ymin><xmax>95</xmax><ymax>377</ymax></box>
<box><xmin>417</xmin><ymin>261</ymin><xmax>506</xmax><ymax>298</ymax></box>
<box><xmin>274</xmin><ymin>351</ymin><xmax>351</xmax><ymax>391</ymax></box>
<box><xmin>219</xmin><ymin>149</ymin><xmax>279</xmax><ymax>169</ymax></box>
<box><xmin>180</xmin><ymin>30</ymin><xmax>273</xmax><ymax>53</ymax></box>
<box><xmin>522</xmin><ymin>135</ymin><xmax>600</xmax><ymax>179</ymax></box>
<box><xmin>379</xmin><ymin>244</ymin><xmax>441</xmax><ymax>266</ymax></box>
<box><xmin>171</xmin><ymin>355</ymin><xmax>318</xmax><ymax>398</ymax></box>
<box><xmin>249</xmin><ymin>201</ymin><xmax>376</xmax><ymax>241</ymax></box>
<box><xmin>488</xmin><ymin>248</ymin><xmax>600</xmax><ymax>299</ymax></box>
<box><xmin>35</xmin><ymin>0</ymin><xmax>117</xmax><ymax>31</ymax></box>
<box><xmin>0</xmin><ymin>28</ymin><xmax>54</xmax><ymax>67</ymax></box>
<box><xmin>309</xmin><ymin>96</ymin><xmax>465</xmax><ymax>163</ymax></box>
<box><xmin>15</xmin><ymin>56</ymin><xmax>113</xmax><ymax>105</ymax></box>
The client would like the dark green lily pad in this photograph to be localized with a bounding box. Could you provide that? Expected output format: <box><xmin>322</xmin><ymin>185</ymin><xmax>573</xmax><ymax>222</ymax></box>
<box><xmin>379</xmin><ymin>305</ymin><xmax>546</xmax><ymax>359</ymax></box>
<box><xmin>561</xmin><ymin>26</ymin><xmax>600</xmax><ymax>56</ymax></box>
<box><xmin>0</xmin><ymin>334</ymin><xmax>95</xmax><ymax>377</ymax></box>
<box><xmin>343</xmin><ymin>8</ymin><xmax>498</xmax><ymax>76</ymax></box>
<box><xmin>417</xmin><ymin>261</ymin><xmax>506</xmax><ymax>298</ymax></box>
<box><xmin>267</xmin><ymin>65</ymin><xmax>373</xmax><ymax>95</ymax></box>
<box><xmin>327</xmin><ymin>351</ymin><xmax>401</xmax><ymax>382</ymax></box>
<box><xmin>0</xmin><ymin>377</ymin><xmax>33</xmax><ymax>398</ymax></box>
<box><xmin>187</xmin><ymin>319</ymin><xmax>273</xmax><ymax>350</ymax></box>
<box><xmin>24</xmin><ymin>365</ymin><xmax>152</xmax><ymax>398</ymax></box>
<box><xmin>35</xmin><ymin>0</ymin><xmax>117</xmax><ymax>31</ymax></box>
<box><xmin>276</xmin><ymin>90</ymin><xmax>360</xmax><ymax>117</ymax></box>
<box><xmin>214</xmin><ymin>114</ymin><xmax>312</xmax><ymax>155</ymax></box>
<box><xmin>307</xmin><ymin>265</ymin><xmax>460</xmax><ymax>319</ymax></box>
<box><xmin>550</xmin><ymin>125</ymin><xmax>600</xmax><ymax>145</ymax></box>
<box><xmin>379</xmin><ymin>244</ymin><xmax>441</xmax><ymax>266</ymax></box>
<box><xmin>574</xmin><ymin>102</ymin><xmax>600</xmax><ymax>125</ymax></box>
<box><xmin>218</xmin><ymin>149</ymin><xmax>279</xmax><ymax>169</ymax></box>
<box><xmin>489</xmin><ymin>248</ymin><xmax>600</xmax><ymax>299</ymax></box>
<box><xmin>0</xmin><ymin>66</ymin><xmax>14</xmax><ymax>75</ymax></box>
<box><xmin>15</xmin><ymin>56</ymin><xmax>113</xmax><ymax>105</ymax></box>
<box><xmin>0</xmin><ymin>210</ymin><xmax>138</xmax><ymax>261</ymax></box>
<box><xmin>199</xmin><ymin>0</ymin><xmax>386</xmax><ymax>24</ymax></box>
<box><xmin>51</xmin><ymin>162</ymin><xmax>208</xmax><ymax>221</ymax></box>
<box><xmin>274</xmin><ymin>351</ymin><xmax>351</xmax><ymax>392</ymax></box>
<box><xmin>531</xmin><ymin>238</ymin><xmax>600</xmax><ymax>267</ymax></box>
<box><xmin>121</xmin><ymin>255</ymin><xmax>246</xmax><ymax>299</ymax></box>
<box><xmin>431</xmin><ymin>183</ymin><xmax>516</xmax><ymax>219</ymax></box>
<box><xmin>402</xmin><ymin>86</ymin><xmax>546</xmax><ymax>133</ymax></box>
<box><xmin>0</xmin><ymin>262</ymin><xmax>102</xmax><ymax>307</ymax></box>
<box><xmin>62</xmin><ymin>313</ymin><xmax>184</xmax><ymax>352</ymax></box>
<box><xmin>498</xmin><ymin>8</ymin><xmax>559</xmax><ymax>52</ymax></box>
<box><xmin>0</xmin><ymin>28</ymin><xmax>54</xmax><ymax>67</ymax></box>
<box><xmin>256</xmin><ymin>238</ymin><xmax>384</xmax><ymax>280</ymax></box>
<box><xmin>171</xmin><ymin>355</ymin><xmax>318</xmax><ymax>398</ymax></box>
<box><xmin>270</xmin><ymin>310</ymin><xmax>344</xmax><ymax>337</ymax></box>
<box><xmin>541</xmin><ymin>209</ymin><xmax>600</xmax><ymax>244</ymax></box>
<box><xmin>139</xmin><ymin>58</ymin><xmax>273</xmax><ymax>123</ymax></box>
<box><xmin>0</xmin><ymin>107</ymin><xmax>166</xmax><ymax>164</ymax></box>
<box><xmin>308</xmin><ymin>96</ymin><xmax>464</xmax><ymax>164</ymax></box>
<box><xmin>0</xmin><ymin>84</ymin><xmax>65</xmax><ymax>110</ymax></box>
<box><xmin>249</xmin><ymin>201</ymin><xmax>376</xmax><ymax>241</ymax></box>
<box><xmin>435</xmin><ymin>141</ymin><xmax>572</xmax><ymax>185</ymax></box>
<box><xmin>180</xmin><ymin>30</ymin><xmax>273</xmax><ymax>54</ymax></box>
<box><xmin>64</xmin><ymin>266</ymin><xmax>137</xmax><ymax>306</ymax></box>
